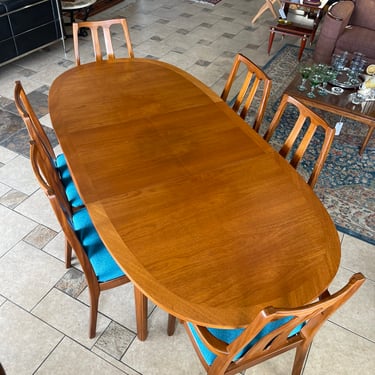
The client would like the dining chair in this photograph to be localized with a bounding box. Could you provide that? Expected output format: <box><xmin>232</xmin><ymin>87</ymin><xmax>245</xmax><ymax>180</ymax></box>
<box><xmin>28</xmin><ymin>137</ymin><xmax>149</xmax><ymax>339</ymax></box>
<box><xmin>14</xmin><ymin>80</ymin><xmax>83</xmax><ymax>268</ymax></box>
<box><xmin>14</xmin><ymin>81</ymin><xmax>83</xmax><ymax>209</ymax></box>
<box><xmin>183</xmin><ymin>273</ymin><xmax>365</xmax><ymax>375</ymax></box>
<box><xmin>221</xmin><ymin>53</ymin><xmax>272</xmax><ymax>132</ymax></box>
<box><xmin>251</xmin><ymin>0</ymin><xmax>282</xmax><ymax>24</ymax></box>
<box><xmin>72</xmin><ymin>18</ymin><xmax>134</xmax><ymax>65</ymax></box>
<box><xmin>263</xmin><ymin>93</ymin><xmax>335</xmax><ymax>188</ymax></box>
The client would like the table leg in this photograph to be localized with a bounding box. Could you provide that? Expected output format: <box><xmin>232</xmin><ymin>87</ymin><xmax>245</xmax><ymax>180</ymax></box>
<box><xmin>298</xmin><ymin>35</ymin><xmax>307</xmax><ymax>61</ymax></box>
<box><xmin>134</xmin><ymin>286</ymin><xmax>148</xmax><ymax>341</ymax></box>
<box><xmin>359</xmin><ymin>126</ymin><xmax>374</xmax><ymax>155</ymax></box>
<box><xmin>268</xmin><ymin>28</ymin><xmax>276</xmax><ymax>55</ymax></box>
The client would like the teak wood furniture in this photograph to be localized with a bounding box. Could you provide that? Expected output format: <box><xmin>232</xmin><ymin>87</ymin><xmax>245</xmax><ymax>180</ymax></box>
<box><xmin>284</xmin><ymin>73</ymin><xmax>375</xmax><ymax>155</ymax></box>
<box><xmin>221</xmin><ymin>53</ymin><xmax>272</xmax><ymax>132</ymax></box>
<box><xmin>251</xmin><ymin>0</ymin><xmax>282</xmax><ymax>24</ymax></box>
<box><xmin>268</xmin><ymin>0</ymin><xmax>329</xmax><ymax>61</ymax></box>
<box><xmin>263</xmin><ymin>93</ymin><xmax>335</xmax><ymax>188</ymax></box>
<box><xmin>72</xmin><ymin>18</ymin><xmax>134</xmax><ymax>65</ymax></box>
<box><xmin>49</xmin><ymin>59</ymin><xmax>341</xmax><ymax>340</ymax></box>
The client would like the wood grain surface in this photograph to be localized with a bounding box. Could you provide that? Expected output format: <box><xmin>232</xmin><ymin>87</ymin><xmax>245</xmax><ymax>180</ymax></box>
<box><xmin>49</xmin><ymin>59</ymin><xmax>340</xmax><ymax>328</ymax></box>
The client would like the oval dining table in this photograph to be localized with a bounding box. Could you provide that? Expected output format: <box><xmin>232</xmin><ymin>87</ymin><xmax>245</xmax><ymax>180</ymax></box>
<box><xmin>49</xmin><ymin>58</ymin><xmax>341</xmax><ymax>341</ymax></box>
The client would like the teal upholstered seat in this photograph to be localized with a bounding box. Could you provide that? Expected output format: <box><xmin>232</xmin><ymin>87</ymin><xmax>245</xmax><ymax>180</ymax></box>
<box><xmin>187</xmin><ymin>318</ymin><xmax>303</xmax><ymax>366</ymax></box>
<box><xmin>183</xmin><ymin>274</ymin><xmax>365</xmax><ymax>375</ymax></box>
<box><xmin>72</xmin><ymin>207</ymin><xmax>124</xmax><ymax>283</ymax></box>
<box><xmin>55</xmin><ymin>154</ymin><xmax>84</xmax><ymax>208</ymax></box>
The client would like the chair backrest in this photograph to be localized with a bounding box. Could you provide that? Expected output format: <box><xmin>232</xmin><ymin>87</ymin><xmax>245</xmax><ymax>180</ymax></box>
<box><xmin>184</xmin><ymin>273</ymin><xmax>365</xmax><ymax>375</ymax></box>
<box><xmin>221</xmin><ymin>53</ymin><xmax>272</xmax><ymax>132</ymax></box>
<box><xmin>29</xmin><ymin>133</ymin><xmax>73</xmax><ymax>222</ymax></box>
<box><xmin>14</xmin><ymin>80</ymin><xmax>56</xmax><ymax>160</ymax></box>
<box><xmin>73</xmin><ymin>18</ymin><xmax>134</xmax><ymax>65</ymax></box>
<box><xmin>263</xmin><ymin>94</ymin><xmax>335</xmax><ymax>188</ymax></box>
<box><xmin>29</xmin><ymin>138</ymin><xmax>101</xmax><ymax>283</ymax></box>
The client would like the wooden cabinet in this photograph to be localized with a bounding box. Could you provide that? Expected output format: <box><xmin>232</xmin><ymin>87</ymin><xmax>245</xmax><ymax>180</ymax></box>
<box><xmin>0</xmin><ymin>0</ymin><xmax>65</xmax><ymax>66</ymax></box>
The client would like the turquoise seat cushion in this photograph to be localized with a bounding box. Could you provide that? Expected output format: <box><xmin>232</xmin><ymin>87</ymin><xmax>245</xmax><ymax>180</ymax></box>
<box><xmin>187</xmin><ymin>317</ymin><xmax>303</xmax><ymax>366</ymax></box>
<box><xmin>72</xmin><ymin>208</ymin><xmax>125</xmax><ymax>283</ymax></box>
<box><xmin>55</xmin><ymin>154</ymin><xmax>84</xmax><ymax>208</ymax></box>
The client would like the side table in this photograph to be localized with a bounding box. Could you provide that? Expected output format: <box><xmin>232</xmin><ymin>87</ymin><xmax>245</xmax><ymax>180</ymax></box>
<box><xmin>61</xmin><ymin>0</ymin><xmax>97</xmax><ymax>35</ymax></box>
<box><xmin>268</xmin><ymin>0</ymin><xmax>329</xmax><ymax>60</ymax></box>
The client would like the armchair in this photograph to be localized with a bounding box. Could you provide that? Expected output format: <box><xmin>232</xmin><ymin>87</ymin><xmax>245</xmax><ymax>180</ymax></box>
<box><xmin>313</xmin><ymin>0</ymin><xmax>375</xmax><ymax>64</ymax></box>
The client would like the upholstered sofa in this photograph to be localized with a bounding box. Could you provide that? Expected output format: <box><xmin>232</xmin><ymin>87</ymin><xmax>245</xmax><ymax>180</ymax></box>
<box><xmin>0</xmin><ymin>0</ymin><xmax>64</xmax><ymax>66</ymax></box>
<box><xmin>313</xmin><ymin>0</ymin><xmax>375</xmax><ymax>65</ymax></box>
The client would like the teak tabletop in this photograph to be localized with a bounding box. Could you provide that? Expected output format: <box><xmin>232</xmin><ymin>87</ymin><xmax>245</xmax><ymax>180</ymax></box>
<box><xmin>49</xmin><ymin>59</ymin><xmax>341</xmax><ymax>336</ymax></box>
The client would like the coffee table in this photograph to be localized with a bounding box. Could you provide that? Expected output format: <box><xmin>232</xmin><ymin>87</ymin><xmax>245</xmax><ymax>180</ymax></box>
<box><xmin>268</xmin><ymin>0</ymin><xmax>329</xmax><ymax>61</ymax></box>
<box><xmin>284</xmin><ymin>74</ymin><xmax>375</xmax><ymax>155</ymax></box>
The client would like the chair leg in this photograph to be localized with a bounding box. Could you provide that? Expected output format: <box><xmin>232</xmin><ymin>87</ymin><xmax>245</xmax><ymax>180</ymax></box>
<box><xmin>268</xmin><ymin>29</ymin><xmax>276</xmax><ymax>55</ymax></box>
<box><xmin>359</xmin><ymin>126</ymin><xmax>374</xmax><ymax>155</ymax></box>
<box><xmin>88</xmin><ymin>287</ymin><xmax>100</xmax><ymax>339</ymax></box>
<box><xmin>298</xmin><ymin>36</ymin><xmax>308</xmax><ymax>61</ymax></box>
<box><xmin>167</xmin><ymin>314</ymin><xmax>177</xmax><ymax>336</ymax></box>
<box><xmin>291</xmin><ymin>342</ymin><xmax>310</xmax><ymax>375</ymax></box>
<box><xmin>65</xmin><ymin>238</ymin><xmax>72</xmax><ymax>268</ymax></box>
<box><xmin>252</xmin><ymin>0</ymin><xmax>279</xmax><ymax>23</ymax></box>
<box><xmin>134</xmin><ymin>286</ymin><xmax>148</xmax><ymax>341</ymax></box>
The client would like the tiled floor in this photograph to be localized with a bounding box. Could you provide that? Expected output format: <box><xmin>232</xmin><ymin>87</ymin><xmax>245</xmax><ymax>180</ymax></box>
<box><xmin>0</xmin><ymin>0</ymin><xmax>374</xmax><ymax>374</ymax></box>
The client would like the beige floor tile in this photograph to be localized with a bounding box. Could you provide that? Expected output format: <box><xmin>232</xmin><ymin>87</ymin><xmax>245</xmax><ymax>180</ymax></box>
<box><xmin>43</xmin><ymin>231</ymin><xmax>67</xmax><ymax>263</ymax></box>
<box><xmin>340</xmin><ymin>234</ymin><xmax>375</xmax><ymax>281</ymax></box>
<box><xmin>0</xmin><ymin>241</ymin><xmax>66</xmax><ymax>310</ymax></box>
<box><xmin>0</xmin><ymin>301</ymin><xmax>63</xmax><ymax>375</ymax></box>
<box><xmin>78</xmin><ymin>282</ymin><xmax>155</xmax><ymax>334</ymax></box>
<box><xmin>122</xmin><ymin>308</ymin><xmax>205</xmax><ymax>375</ymax></box>
<box><xmin>32</xmin><ymin>288</ymin><xmax>110</xmax><ymax>348</ymax></box>
<box><xmin>0</xmin><ymin>146</ymin><xmax>18</xmax><ymax>164</ymax></box>
<box><xmin>0</xmin><ymin>182</ymin><xmax>11</xmax><ymax>197</ymax></box>
<box><xmin>15</xmin><ymin>189</ymin><xmax>60</xmax><ymax>232</ymax></box>
<box><xmin>243</xmin><ymin>349</ymin><xmax>296</xmax><ymax>374</ymax></box>
<box><xmin>0</xmin><ymin>154</ymin><xmax>39</xmax><ymax>195</ymax></box>
<box><xmin>0</xmin><ymin>188</ymin><xmax>28</xmax><ymax>209</ymax></box>
<box><xmin>328</xmin><ymin>267</ymin><xmax>375</xmax><ymax>342</ymax></box>
<box><xmin>303</xmin><ymin>321</ymin><xmax>374</xmax><ymax>375</ymax></box>
<box><xmin>35</xmin><ymin>336</ymin><xmax>127</xmax><ymax>374</ymax></box>
<box><xmin>24</xmin><ymin>224</ymin><xmax>57</xmax><ymax>249</ymax></box>
<box><xmin>39</xmin><ymin>113</ymin><xmax>53</xmax><ymax>128</ymax></box>
<box><xmin>91</xmin><ymin>346</ymin><xmax>141</xmax><ymax>375</ymax></box>
<box><xmin>28</xmin><ymin>60</ymin><xmax>71</xmax><ymax>88</ymax></box>
<box><xmin>0</xmin><ymin>205</ymin><xmax>37</xmax><ymax>257</ymax></box>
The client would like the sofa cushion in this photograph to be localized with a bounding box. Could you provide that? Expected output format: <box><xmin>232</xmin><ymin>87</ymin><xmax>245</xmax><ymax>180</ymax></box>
<box><xmin>336</xmin><ymin>26</ymin><xmax>375</xmax><ymax>60</ymax></box>
<box><xmin>350</xmin><ymin>0</ymin><xmax>375</xmax><ymax>30</ymax></box>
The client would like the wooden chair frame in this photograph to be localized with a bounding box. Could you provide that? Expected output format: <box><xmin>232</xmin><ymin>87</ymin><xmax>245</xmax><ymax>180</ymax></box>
<box><xmin>28</xmin><ymin>137</ymin><xmax>144</xmax><ymax>339</ymax></box>
<box><xmin>263</xmin><ymin>94</ymin><xmax>335</xmax><ymax>188</ymax></box>
<box><xmin>73</xmin><ymin>18</ymin><xmax>134</xmax><ymax>65</ymax></box>
<box><xmin>14</xmin><ymin>80</ymin><xmax>56</xmax><ymax>160</ymax></box>
<box><xmin>251</xmin><ymin>0</ymin><xmax>282</xmax><ymax>24</ymax></box>
<box><xmin>184</xmin><ymin>273</ymin><xmax>365</xmax><ymax>375</ymax></box>
<box><xmin>14</xmin><ymin>80</ymin><xmax>83</xmax><ymax>268</ymax></box>
<box><xmin>221</xmin><ymin>53</ymin><xmax>272</xmax><ymax>132</ymax></box>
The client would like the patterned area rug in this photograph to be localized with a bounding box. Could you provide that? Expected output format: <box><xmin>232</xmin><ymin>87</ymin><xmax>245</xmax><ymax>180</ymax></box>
<box><xmin>256</xmin><ymin>44</ymin><xmax>375</xmax><ymax>245</ymax></box>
